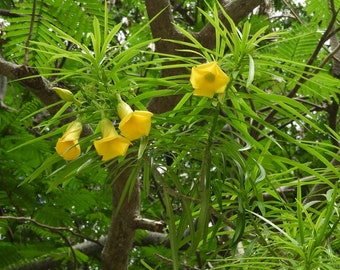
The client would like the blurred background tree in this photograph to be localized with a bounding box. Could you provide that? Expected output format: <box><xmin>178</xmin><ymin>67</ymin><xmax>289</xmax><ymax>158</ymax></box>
<box><xmin>0</xmin><ymin>0</ymin><xmax>339</xmax><ymax>269</ymax></box>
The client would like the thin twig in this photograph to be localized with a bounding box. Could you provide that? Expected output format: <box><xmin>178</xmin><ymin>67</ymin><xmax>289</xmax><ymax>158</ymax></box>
<box><xmin>257</xmin><ymin>104</ymin><xmax>327</xmax><ymax>141</ymax></box>
<box><xmin>282</xmin><ymin>0</ymin><xmax>303</xmax><ymax>24</ymax></box>
<box><xmin>57</xmin><ymin>232</ymin><xmax>78</xmax><ymax>270</ymax></box>
<box><xmin>0</xmin><ymin>216</ymin><xmax>103</xmax><ymax>247</ymax></box>
<box><xmin>24</xmin><ymin>0</ymin><xmax>37</xmax><ymax>65</ymax></box>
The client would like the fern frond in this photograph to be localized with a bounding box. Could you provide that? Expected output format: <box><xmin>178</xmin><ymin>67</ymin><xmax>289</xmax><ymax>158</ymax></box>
<box><xmin>270</xmin><ymin>24</ymin><xmax>321</xmax><ymax>63</ymax></box>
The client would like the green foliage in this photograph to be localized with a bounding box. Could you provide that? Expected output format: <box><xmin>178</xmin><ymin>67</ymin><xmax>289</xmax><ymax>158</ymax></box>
<box><xmin>1</xmin><ymin>0</ymin><xmax>340</xmax><ymax>269</ymax></box>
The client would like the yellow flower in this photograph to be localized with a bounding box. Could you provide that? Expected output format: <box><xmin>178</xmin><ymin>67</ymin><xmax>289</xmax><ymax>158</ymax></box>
<box><xmin>190</xmin><ymin>61</ymin><xmax>230</xmax><ymax>98</ymax></box>
<box><xmin>117</xmin><ymin>100</ymin><xmax>153</xmax><ymax>141</ymax></box>
<box><xmin>94</xmin><ymin>118</ymin><xmax>131</xmax><ymax>161</ymax></box>
<box><xmin>55</xmin><ymin>121</ymin><xmax>82</xmax><ymax>161</ymax></box>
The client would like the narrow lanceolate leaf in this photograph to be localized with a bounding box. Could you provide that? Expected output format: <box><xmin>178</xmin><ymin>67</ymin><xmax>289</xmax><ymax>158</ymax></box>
<box><xmin>247</xmin><ymin>54</ymin><xmax>255</xmax><ymax>87</ymax></box>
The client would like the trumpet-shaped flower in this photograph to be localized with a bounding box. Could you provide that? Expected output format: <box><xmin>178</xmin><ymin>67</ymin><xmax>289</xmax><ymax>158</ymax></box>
<box><xmin>94</xmin><ymin>118</ymin><xmax>131</xmax><ymax>161</ymax></box>
<box><xmin>55</xmin><ymin>121</ymin><xmax>82</xmax><ymax>161</ymax></box>
<box><xmin>117</xmin><ymin>100</ymin><xmax>153</xmax><ymax>141</ymax></box>
<box><xmin>190</xmin><ymin>61</ymin><xmax>230</xmax><ymax>98</ymax></box>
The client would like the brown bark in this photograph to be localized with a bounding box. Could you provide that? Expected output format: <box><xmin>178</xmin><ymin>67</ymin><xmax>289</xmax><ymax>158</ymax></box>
<box><xmin>145</xmin><ymin>0</ymin><xmax>191</xmax><ymax>113</ymax></box>
<box><xmin>145</xmin><ymin>0</ymin><xmax>264</xmax><ymax>54</ymax></box>
<box><xmin>197</xmin><ymin>0</ymin><xmax>264</xmax><ymax>50</ymax></box>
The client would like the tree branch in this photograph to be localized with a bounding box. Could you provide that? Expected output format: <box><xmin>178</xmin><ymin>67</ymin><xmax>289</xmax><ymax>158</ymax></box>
<box><xmin>0</xmin><ymin>58</ymin><xmax>60</xmax><ymax>112</ymax></box>
<box><xmin>196</xmin><ymin>0</ymin><xmax>264</xmax><ymax>49</ymax></box>
<box><xmin>132</xmin><ymin>217</ymin><xmax>165</xmax><ymax>232</ymax></box>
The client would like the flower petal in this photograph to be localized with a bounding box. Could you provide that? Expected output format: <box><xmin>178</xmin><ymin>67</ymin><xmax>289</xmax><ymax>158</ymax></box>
<box><xmin>94</xmin><ymin>118</ymin><xmax>132</xmax><ymax>161</ymax></box>
<box><xmin>94</xmin><ymin>136</ymin><xmax>131</xmax><ymax>161</ymax></box>
<box><xmin>100</xmin><ymin>118</ymin><xmax>119</xmax><ymax>138</ymax></box>
<box><xmin>118</xmin><ymin>111</ymin><xmax>153</xmax><ymax>141</ymax></box>
<box><xmin>117</xmin><ymin>100</ymin><xmax>133</xmax><ymax>119</ymax></box>
<box><xmin>193</xmin><ymin>88</ymin><xmax>215</xmax><ymax>98</ymax></box>
<box><xmin>61</xmin><ymin>121</ymin><xmax>82</xmax><ymax>141</ymax></box>
<box><xmin>56</xmin><ymin>139</ymin><xmax>81</xmax><ymax>160</ymax></box>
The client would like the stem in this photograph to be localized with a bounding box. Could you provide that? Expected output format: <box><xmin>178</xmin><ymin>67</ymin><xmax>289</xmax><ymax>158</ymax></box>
<box><xmin>196</xmin><ymin>103</ymin><xmax>220</xmax><ymax>247</ymax></box>
<box><xmin>163</xmin><ymin>189</ymin><xmax>180</xmax><ymax>270</ymax></box>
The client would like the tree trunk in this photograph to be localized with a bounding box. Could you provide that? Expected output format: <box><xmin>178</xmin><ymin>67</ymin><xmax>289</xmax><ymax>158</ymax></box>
<box><xmin>101</xmin><ymin>167</ymin><xmax>140</xmax><ymax>270</ymax></box>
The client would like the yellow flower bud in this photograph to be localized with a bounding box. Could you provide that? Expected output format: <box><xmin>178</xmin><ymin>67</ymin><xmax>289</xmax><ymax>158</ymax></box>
<box><xmin>94</xmin><ymin>118</ymin><xmax>131</xmax><ymax>161</ymax></box>
<box><xmin>53</xmin><ymin>87</ymin><xmax>81</xmax><ymax>106</ymax></box>
<box><xmin>190</xmin><ymin>61</ymin><xmax>230</xmax><ymax>98</ymax></box>
<box><xmin>55</xmin><ymin>121</ymin><xmax>82</xmax><ymax>161</ymax></box>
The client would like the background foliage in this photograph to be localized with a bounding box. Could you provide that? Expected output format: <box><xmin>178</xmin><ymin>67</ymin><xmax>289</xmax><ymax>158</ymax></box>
<box><xmin>0</xmin><ymin>0</ymin><xmax>340</xmax><ymax>269</ymax></box>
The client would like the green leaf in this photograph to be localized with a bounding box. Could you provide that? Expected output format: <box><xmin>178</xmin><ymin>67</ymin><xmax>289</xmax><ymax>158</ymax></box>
<box><xmin>247</xmin><ymin>54</ymin><xmax>255</xmax><ymax>87</ymax></box>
